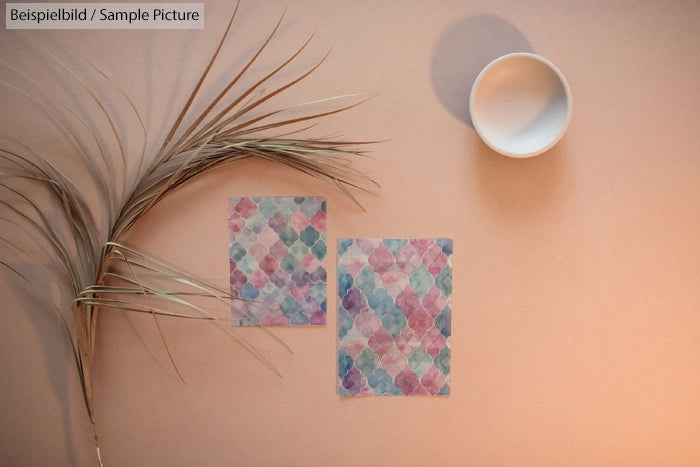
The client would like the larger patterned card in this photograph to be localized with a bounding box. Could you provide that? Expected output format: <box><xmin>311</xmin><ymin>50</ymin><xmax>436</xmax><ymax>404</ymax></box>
<box><xmin>337</xmin><ymin>238</ymin><xmax>452</xmax><ymax>396</ymax></box>
<box><xmin>229</xmin><ymin>197</ymin><xmax>327</xmax><ymax>326</ymax></box>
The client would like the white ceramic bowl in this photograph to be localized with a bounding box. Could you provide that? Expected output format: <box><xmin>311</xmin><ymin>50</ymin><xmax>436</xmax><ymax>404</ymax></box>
<box><xmin>469</xmin><ymin>53</ymin><xmax>572</xmax><ymax>157</ymax></box>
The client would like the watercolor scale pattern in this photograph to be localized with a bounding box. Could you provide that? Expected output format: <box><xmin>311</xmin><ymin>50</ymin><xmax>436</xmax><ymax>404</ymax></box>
<box><xmin>338</xmin><ymin>238</ymin><xmax>452</xmax><ymax>396</ymax></box>
<box><xmin>228</xmin><ymin>197</ymin><xmax>327</xmax><ymax>326</ymax></box>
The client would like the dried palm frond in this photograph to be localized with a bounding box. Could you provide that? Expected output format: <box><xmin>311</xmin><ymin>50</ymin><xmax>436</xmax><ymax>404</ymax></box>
<box><xmin>0</xmin><ymin>4</ymin><xmax>375</xmax><ymax>465</ymax></box>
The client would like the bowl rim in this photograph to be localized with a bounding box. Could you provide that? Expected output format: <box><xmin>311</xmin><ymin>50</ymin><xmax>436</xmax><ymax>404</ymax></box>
<box><xmin>469</xmin><ymin>52</ymin><xmax>572</xmax><ymax>158</ymax></box>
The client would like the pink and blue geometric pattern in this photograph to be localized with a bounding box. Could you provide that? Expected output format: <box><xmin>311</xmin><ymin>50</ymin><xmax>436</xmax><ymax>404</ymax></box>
<box><xmin>229</xmin><ymin>197</ymin><xmax>327</xmax><ymax>326</ymax></box>
<box><xmin>337</xmin><ymin>238</ymin><xmax>452</xmax><ymax>396</ymax></box>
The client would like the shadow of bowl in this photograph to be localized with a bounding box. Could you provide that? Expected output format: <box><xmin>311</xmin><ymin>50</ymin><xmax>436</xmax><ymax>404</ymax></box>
<box><xmin>430</xmin><ymin>15</ymin><xmax>533</xmax><ymax>127</ymax></box>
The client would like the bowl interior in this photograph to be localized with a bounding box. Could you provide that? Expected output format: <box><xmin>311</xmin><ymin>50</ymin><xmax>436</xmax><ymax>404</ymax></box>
<box><xmin>470</xmin><ymin>54</ymin><xmax>570</xmax><ymax>157</ymax></box>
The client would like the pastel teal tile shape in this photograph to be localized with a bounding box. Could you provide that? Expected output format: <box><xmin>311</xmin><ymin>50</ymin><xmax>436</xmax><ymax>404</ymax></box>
<box><xmin>229</xmin><ymin>197</ymin><xmax>327</xmax><ymax>326</ymax></box>
<box><xmin>338</xmin><ymin>238</ymin><xmax>452</xmax><ymax>396</ymax></box>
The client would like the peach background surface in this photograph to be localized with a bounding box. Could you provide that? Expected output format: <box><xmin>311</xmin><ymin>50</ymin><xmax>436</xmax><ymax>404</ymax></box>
<box><xmin>1</xmin><ymin>1</ymin><xmax>699</xmax><ymax>465</ymax></box>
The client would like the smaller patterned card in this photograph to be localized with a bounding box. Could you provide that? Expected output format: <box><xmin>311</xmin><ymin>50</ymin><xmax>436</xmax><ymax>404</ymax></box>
<box><xmin>229</xmin><ymin>197</ymin><xmax>327</xmax><ymax>326</ymax></box>
<box><xmin>337</xmin><ymin>238</ymin><xmax>452</xmax><ymax>396</ymax></box>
